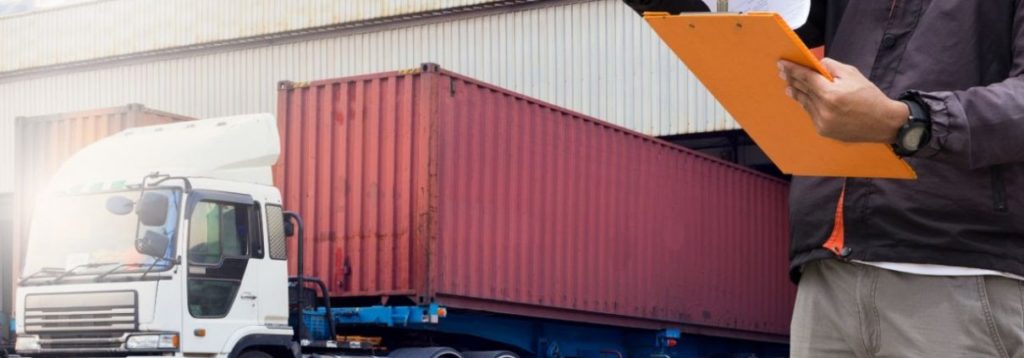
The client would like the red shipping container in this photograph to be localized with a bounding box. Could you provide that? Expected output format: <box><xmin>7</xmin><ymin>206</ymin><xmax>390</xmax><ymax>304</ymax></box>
<box><xmin>274</xmin><ymin>64</ymin><xmax>794</xmax><ymax>341</ymax></box>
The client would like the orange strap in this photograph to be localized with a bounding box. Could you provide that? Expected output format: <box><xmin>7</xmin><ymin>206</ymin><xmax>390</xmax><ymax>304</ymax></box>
<box><xmin>822</xmin><ymin>184</ymin><xmax>846</xmax><ymax>256</ymax></box>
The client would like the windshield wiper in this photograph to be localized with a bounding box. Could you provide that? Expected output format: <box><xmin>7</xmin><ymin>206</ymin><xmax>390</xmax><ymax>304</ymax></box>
<box><xmin>18</xmin><ymin>267</ymin><xmax>65</xmax><ymax>285</ymax></box>
<box><xmin>51</xmin><ymin>262</ymin><xmax>119</xmax><ymax>283</ymax></box>
<box><xmin>140</xmin><ymin>257</ymin><xmax>173</xmax><ymax>279</ymax></box>
<box><xmin>94</xmin><ymin>258</ymin><xmax>174</xmax><ymax>282</ymax></box>
<box><xmin>93</xmin><ymin>263</ymin><xmax>149</xmax><ymax>281</ymax></box>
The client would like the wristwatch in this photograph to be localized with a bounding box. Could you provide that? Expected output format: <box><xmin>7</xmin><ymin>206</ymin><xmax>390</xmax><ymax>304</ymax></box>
<box><xmin>892</xmin><ymin>93</ymin><xmax>932</xmax><ymax>157</ymax></box>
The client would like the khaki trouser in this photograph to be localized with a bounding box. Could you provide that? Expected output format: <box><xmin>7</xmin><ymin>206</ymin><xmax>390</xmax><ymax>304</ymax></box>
<box><xmin>791</xmin><ymin>259</ymin><xmax>1024</xmax><ymax>358</ymax></box>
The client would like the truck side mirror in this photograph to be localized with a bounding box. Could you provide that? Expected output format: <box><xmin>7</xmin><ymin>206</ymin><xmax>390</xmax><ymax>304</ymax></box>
<box><xmin>136</xmin><ymin>230</ymin><xmax>170</xmax><ymax>258</ymax></box>
<box><xmin>283</xmin><ymin>218</ymin><xmax>295</xmax><ymax>237</ymax></box>
<box><xmin>137</xmin><ymin>192</ymin><xmax>169</xmax><ymax>226</ymax></box>
<box><xmin>106</xmin><ymin>195</ymin><xmax>136</xmax><ymax>215</ymax></box>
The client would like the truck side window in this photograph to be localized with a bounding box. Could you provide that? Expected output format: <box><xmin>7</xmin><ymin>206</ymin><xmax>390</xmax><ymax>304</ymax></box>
<box><xmin>251</xmin><ymin>203</ymin><xmax>265</xmax><ymax>259</ymax></box>
<box><xmin>188</xmin><ymin>201</ymin><xmax>250</xmax><ymax>265</ymax></box>
<box><xmin>187</xmin><ymin>199</ymin><xmax>254</xmax><ymax>318</ymax></box>
<box><xmin>188</xmin><ymin>280</ymin><xmax>239</xmax><ymax>318</ymax></box>
<box><xmin>266</xmin><ymin>205</ymin><xmax>287</xmax><ymax>260</ymax></box>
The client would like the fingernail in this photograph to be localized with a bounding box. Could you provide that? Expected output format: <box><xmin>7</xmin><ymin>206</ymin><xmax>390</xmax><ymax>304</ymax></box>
<box><xmin>785</xmin><ymin>87</ymin><xmax>793</xmax><ymax>98</ymax></box>
<box><xmin>778</xmin><ymin>71</ymin><xmax>786</xmax><ymax>80</ymax></box>
<box><xmin>777</xmin><ymin>61</ymin><xmax>784</xmax><ymax>70</ymax></box>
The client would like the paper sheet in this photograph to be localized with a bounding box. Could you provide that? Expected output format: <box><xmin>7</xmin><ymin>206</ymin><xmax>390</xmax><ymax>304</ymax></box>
<box><xmin>698</xmin><ymin>0</ymin><xmax>810</xmax><ymax>28</ymax></box>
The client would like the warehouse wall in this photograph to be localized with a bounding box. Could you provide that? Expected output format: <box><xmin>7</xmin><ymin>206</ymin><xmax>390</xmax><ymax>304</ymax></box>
<box><xmin>0</xmin><ymin>0</ymin><xmax>733</xmax><ymax>193</ymax></box>
<box><xmin>0</xmin><ymin>0</ymin><xmax>528</xmax><ymax>73</ymax></box>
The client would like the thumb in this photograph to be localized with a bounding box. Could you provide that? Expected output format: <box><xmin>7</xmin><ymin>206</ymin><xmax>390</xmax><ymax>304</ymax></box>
<box><xmin>820</xmin><ymin>58</ymin><xmax>856</xmax><ymax>79</ymax></box>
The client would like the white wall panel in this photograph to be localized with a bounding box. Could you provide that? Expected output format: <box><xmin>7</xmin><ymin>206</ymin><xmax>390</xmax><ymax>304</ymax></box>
<box><xmin>0</xmin><ymin>0</ymin><xmax>527</xmax><ymax>73</ymax></box>
<box><xmin>0</xmin><ymin>0</ymin><xmax>733</xmax><ymax>193</ymax></box>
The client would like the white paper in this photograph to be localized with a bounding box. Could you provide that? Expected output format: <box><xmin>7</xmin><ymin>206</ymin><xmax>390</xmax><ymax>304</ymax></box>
<box><xmin>697</xmin><ymin>0</ymin><xmax>811</xmax><ymax>29</ymax></box>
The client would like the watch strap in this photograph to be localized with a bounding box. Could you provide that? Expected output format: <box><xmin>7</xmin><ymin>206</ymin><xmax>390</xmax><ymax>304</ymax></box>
<box><xmin>901</xmin><ymin>97</ymin><xmax>928</xmax><ymax>124</ymax></box>
<box><xmin>892</xmin><ymin>95</ymin><xmax>932</xmax><ymax>157</ymax></box>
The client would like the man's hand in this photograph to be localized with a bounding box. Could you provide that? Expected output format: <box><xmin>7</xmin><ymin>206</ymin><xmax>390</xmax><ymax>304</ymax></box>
<box><xmin>778</xmin><ymin>58</ymin><xmax>908</xmax><ymax>144</ymax></box>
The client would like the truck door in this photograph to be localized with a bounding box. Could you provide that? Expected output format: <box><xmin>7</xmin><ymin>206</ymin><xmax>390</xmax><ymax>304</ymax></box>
<box><xmin>180</xmin><ymin>191</ymin><xmax>262</xmax><ymax>354</ymax></box>
<box><xmin>258</xmin><ymin>204</ymin><xmax>290</xmax><ymax>327</ymax></box>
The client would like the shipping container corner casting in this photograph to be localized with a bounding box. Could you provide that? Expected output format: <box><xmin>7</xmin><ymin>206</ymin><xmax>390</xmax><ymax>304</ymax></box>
<box><xmin>274</xmin><ymin>63</ymin><xmax>794</xmax><ymax>342</ymax></box>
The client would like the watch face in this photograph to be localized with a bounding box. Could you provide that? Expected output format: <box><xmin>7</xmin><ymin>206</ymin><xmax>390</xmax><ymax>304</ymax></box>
<box><xmin>901</xmin><ymin>126</ymin><xmax>926</xmax><ymax>151</ymax></box>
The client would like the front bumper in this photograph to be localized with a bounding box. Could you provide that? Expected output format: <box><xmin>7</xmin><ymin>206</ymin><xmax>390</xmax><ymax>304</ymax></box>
<box><xmin>12</xmin><ymin>356</ymin><xmax>179</xmax><ymax>358</ymax></box>
<box><xmin>11</xmin><ymin>353</ymin><xmax>179</xmax><ymax>358</ymax></box>
<box><xmin>14</xmin><ymin>346</ymin><xmax>178</xmax><ymax>357</ymax></box>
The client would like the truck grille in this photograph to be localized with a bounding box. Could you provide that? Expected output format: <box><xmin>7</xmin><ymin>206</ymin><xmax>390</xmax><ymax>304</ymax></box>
<box><xmin>24</xmin><ymin>291</ymin><xmax>138</xmax><ymax>350</ymax></box>
<box><xmin>38</xmin><ymin>332</ymin><xmax>127</xmax><ymax>350</ymax></box>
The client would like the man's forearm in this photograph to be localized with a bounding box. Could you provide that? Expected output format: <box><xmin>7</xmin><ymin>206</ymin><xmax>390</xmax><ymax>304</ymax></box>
<box><xmin>912</xmin><ymin>78</ymin><xmax>1024</xmax><ymax>169</ymax></box>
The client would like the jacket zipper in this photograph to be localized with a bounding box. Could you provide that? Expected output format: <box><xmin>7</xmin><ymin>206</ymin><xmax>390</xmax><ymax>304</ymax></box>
<box><xmin>992</xmin><ymin>166</ymin><xmax>1008</xmax><ymax>212</ymax></box>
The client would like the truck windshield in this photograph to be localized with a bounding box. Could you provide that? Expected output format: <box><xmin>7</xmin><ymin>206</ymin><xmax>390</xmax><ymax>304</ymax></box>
<box><xmin>21</xmin><ymin>189</ymin><xmax>181</xmax><ymax>283</ymax></box>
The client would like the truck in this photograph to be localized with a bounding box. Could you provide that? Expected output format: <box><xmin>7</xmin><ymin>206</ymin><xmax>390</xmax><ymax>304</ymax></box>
<box><xmin>9</xmin><ymin>67</ymin><xmax>791</xmax><ymax>358</ymax></box>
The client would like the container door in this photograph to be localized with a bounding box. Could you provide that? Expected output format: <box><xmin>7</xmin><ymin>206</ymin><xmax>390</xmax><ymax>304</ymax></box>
<box><xmin>180</xmin><ymin>191</ymin><xmax>261</xmax><ymax>354</ymax></box>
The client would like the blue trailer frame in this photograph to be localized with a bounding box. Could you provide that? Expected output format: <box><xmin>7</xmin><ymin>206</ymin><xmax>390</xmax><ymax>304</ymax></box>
<box><xmin>287</xmin><ymin>217</ymin><xmax>788</xmax><ymax>358</ymax></box>
<box><xmin>303</xmin><ymin>305</ymin><xmax>788</xmax><ymax>358</ymax></box>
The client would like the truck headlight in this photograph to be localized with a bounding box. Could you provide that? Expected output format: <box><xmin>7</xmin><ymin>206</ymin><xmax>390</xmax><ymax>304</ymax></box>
<box><xmin>15</xmin><ymin>335</ymin><xmax>41</xmax><ymax>351</ymax></box>
<box><xmin>126</xmin><ymin>333</ymin><xmax>179</xmax><ymax>350</ymax></box>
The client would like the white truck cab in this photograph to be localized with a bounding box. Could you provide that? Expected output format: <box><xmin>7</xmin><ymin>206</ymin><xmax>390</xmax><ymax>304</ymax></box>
<box><xmin>14</xmin><ymin>114</ymin><xmax>295</xmax><ymax>357</ymax></box>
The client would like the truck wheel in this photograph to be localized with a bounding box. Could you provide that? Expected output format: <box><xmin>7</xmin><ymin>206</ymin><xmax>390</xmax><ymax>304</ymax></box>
<box><xmin>462</xmin><ymin>351</ymin><xmax>520</xmax><ymax>358</ymax></box>
<box><xmin>238</xmin><ymin>350</ymin><xmax>274</xmax><ymax>358</ymax></box>
<box><xmin>389</xmin><ymin>347</ymin><xmax>463</xmax><ymax>358</ymax></box>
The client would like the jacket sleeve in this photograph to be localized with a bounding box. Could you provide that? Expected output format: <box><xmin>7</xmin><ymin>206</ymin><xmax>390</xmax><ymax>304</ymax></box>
<box><xmin>912</xmin><ymin>5</ymin><xmax>1024</xmax><ymax>169</ymax></box>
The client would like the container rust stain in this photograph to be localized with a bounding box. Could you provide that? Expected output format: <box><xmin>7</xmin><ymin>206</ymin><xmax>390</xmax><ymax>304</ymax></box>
<box><xmin>276</xmin><ymin>64</ymin><xmax>794</xmax><ymax>340</ymax></box>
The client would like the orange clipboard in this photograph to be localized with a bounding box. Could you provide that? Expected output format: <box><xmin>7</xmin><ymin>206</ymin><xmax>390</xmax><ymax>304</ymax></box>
<box><xmin>644</xmin><ymin>12</ymin><xmax>916</xmax><ymax>179</ymax></box>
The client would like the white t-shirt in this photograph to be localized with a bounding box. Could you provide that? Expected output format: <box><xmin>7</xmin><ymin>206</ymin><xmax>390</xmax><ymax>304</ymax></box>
<box><xmin>855</xmin><ymin>261</ymin><xmax>1024</xmax><ymax>281</ymax></box>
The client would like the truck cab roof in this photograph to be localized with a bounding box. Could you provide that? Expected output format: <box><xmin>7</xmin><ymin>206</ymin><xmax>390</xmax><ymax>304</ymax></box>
<box><xmin>46</xmin><ymin>113</ymin><xmax>280</xmax><ymax>195</ymax></box>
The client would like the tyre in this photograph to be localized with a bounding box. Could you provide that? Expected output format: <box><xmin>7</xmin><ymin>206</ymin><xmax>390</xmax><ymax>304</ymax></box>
<box><xmin>462</xmin><ymin>351</ymin><xmax>520</xmax><ymax>358</ymax></box>
<box><xmin>389</xmin><ymin>347</ymin><xmax>463</xmax><ymax>358</ymax></box>
<box><xmin>238</xmin><ymin>350</ymin><xmax>274</xmax><ymax>358</ymax></box>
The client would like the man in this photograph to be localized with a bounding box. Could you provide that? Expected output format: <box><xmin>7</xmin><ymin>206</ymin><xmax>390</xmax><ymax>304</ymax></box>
<box><xmin>622</xmin><ymin>0</ymin><xmax>1024</xmax><ymax>355</ymax></box>
<box><xmin>781</xmin><ymin>1</ymin><xmax>1024</xmax><ymax>357</ymax></box>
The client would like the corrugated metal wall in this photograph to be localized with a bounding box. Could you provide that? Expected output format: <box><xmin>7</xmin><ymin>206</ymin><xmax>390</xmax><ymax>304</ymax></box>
<box><xmin>0</xmin><ymin>0</ymin><xmax>526</xmax><ymax>73</ymax></box>
<box><xmin>0</xmin><ymin>0</ymin><xmax>734</xmax><ymax>193</ymax></box>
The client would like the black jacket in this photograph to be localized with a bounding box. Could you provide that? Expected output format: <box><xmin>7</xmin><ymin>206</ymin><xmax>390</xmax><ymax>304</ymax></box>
<box><xmin>790</xmin><ymin>0</ymin><xmax>1024</xmax><ymax>281</ymax></box>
